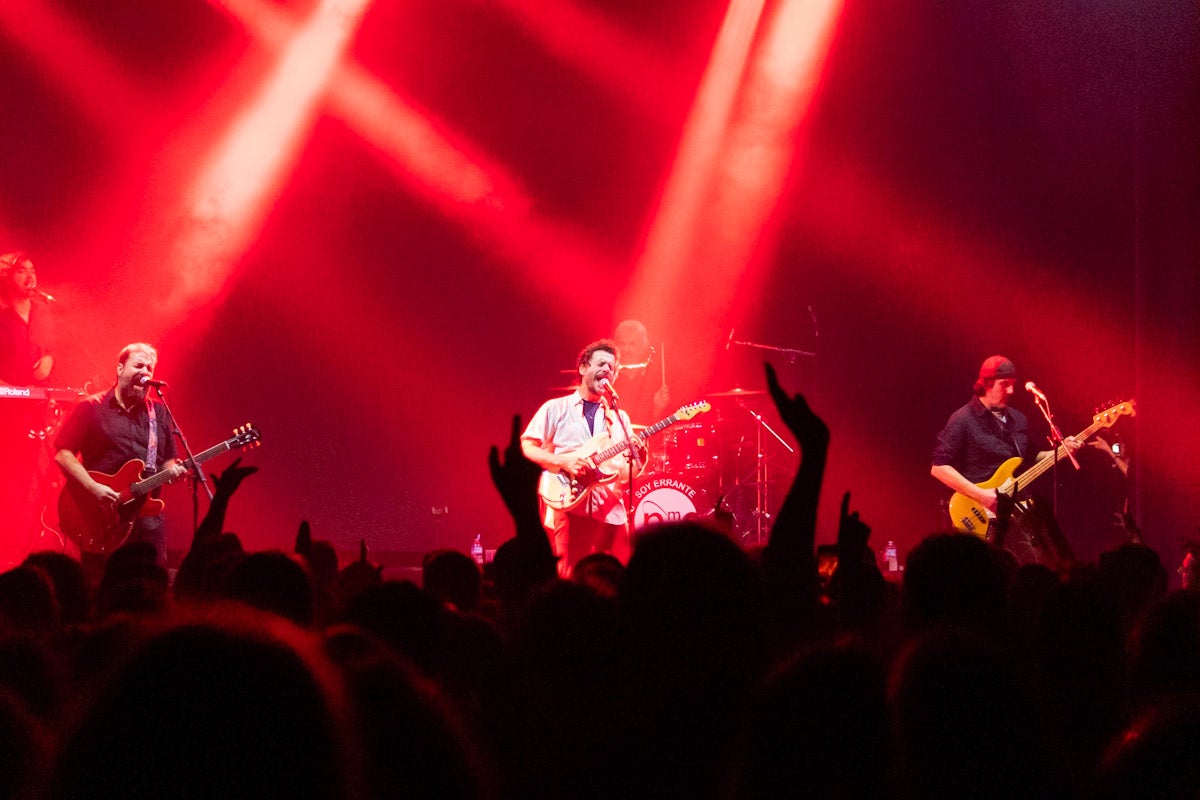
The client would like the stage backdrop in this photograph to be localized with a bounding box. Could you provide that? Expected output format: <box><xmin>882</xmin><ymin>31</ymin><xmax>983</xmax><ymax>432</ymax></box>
<box><xmin>2</xmin><ymin>0</ymin><xmax>1195</xmax><ymax>573</ymax></box>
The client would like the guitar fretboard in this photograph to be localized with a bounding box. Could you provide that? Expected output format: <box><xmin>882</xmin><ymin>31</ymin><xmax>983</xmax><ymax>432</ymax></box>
<box><xmin>585</xmin><ymin>403</ymin><xmax>709</xmax><ymax>466</ymax></box>
<box><xmin>130</xmin><ymin>440</ymin><xmax>237</xmax><ymax>497</ymax></box>
<box><xmin>1014</xmin><ymin>404</ymin><xmax>1132</xmax><ymax>492</ymax></box>
<box><xmin>590</xmin><ymin>414</ymin><xmax>679</xmax><ymax>464</ymax></box>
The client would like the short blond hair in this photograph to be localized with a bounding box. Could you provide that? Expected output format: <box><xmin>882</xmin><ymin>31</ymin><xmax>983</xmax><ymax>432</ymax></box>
<box><xmin>119</xmin><ymin>342</ymin><xmax>158</xmax><ymax>366</ymax></box>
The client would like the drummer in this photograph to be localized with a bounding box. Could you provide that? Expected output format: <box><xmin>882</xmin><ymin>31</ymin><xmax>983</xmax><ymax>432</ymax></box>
<box><xmin>613</xmin><ymin>319</ymin><xmax>670</xmax><ymax>426</ymax></box>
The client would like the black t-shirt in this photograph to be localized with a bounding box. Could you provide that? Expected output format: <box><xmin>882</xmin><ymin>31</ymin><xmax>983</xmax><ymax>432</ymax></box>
<box><xmin>55</xmin><ymin>388</ymin><xmax>177</xmax><ymax>476</ymax></box>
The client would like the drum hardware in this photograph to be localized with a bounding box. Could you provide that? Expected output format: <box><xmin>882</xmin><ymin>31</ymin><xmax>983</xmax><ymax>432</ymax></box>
<box><xmin>637</xmin><ymin>389</ymin><xmax>797</xmax><ymax>546</ymax></box>
<box><xmin>660</xmin><ymin>422</ymin><xmax>720</xmax><ymax>479</ymax></box>
<box><xmin>724</xmin><ymin>404</ymin><xmax>795</xmax><ymax>545</ymax></box>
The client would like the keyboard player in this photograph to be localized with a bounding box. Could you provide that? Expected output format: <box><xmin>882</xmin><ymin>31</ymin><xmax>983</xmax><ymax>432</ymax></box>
<box><xmin>1</xmin><ymin>252</ymin><xmax>58</xmax><ymax>565</ymax></box>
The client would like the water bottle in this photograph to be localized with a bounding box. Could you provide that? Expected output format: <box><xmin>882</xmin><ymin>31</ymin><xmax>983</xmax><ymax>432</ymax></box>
<box><xmin>471</xmin><ymin>534</ymin><xmax>484</xmax><ymax>565</ymax></box>
<box><xmin>884</xmin><ymin>540</ymin><xmax>898</xmax><ymax>573</ymax></box>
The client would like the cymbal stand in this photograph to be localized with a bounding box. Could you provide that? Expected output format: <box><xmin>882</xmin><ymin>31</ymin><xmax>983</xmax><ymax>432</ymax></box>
<box><xmin>739</xmin><ymin>403</ymin><xmax>794</xmax><ymax>545</ymax></box>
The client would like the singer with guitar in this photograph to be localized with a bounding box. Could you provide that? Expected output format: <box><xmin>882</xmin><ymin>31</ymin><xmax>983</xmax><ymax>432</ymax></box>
<box><xmin>931</xmin><ymin>355</ymin><xmax>1082</xmax><ymax>564</ymax></box>
<box><xmin>54</xmin><ymin>343</ymin><xmax>187</xmax><ymax>573</ymax></box>
<box><xmin>522</xmin><ymin>339</ymin><xmax>645</xmax><ymax>576</ymax></box>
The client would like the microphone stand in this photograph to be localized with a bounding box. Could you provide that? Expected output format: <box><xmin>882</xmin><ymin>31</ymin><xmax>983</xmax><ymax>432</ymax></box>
<box><xmin>728</xmin><ymin>335</ymin><xmax>816</xmax><ymax>364</ymax></box>
<box><xmin>152</xmin><ymin>385</ymin><xmax>214</xmax><ymax>537</ymax></box>
<box><xmin>1031</xmin><ymin>390</ymin><xmax>1079</xmax><ymax>526</ymax></box>
<box><xmin>606</xmin><ymin>391</ymin><xmax>639</xmax><ymax>555</ymax></box>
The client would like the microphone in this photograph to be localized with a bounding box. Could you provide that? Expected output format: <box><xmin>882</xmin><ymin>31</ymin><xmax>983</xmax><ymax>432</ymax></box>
<box><xmin>138</xmin><ymin>375</ymin><xmax>169</xmax><ymax>389</ymax></box>
<box><xmin>35</xmin><ymin>289</ymin><xmax>56</xmax><ymax>303</ymax></box>
<box><xmin>600</xmin><ymin>378</ymin><xmax>620</xmax><ymax>402</ymax></box>
<box><xmin>1024</xmin><ymin>381</ymin><xmax>1048</xmax><ymax>402</ymax></box>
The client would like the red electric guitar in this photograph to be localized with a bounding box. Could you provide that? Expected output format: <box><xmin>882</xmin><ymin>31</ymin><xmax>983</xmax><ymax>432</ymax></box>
<box><xmin>57</xmin><ymin>425</ymin><xmax>261</xmax><ymax>554</ymax></box>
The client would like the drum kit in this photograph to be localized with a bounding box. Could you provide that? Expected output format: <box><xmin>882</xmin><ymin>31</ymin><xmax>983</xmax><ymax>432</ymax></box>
<box><xmin>630</xmin><ymin>388</ymin><xmax>794</xmax><ymax>545</ymax></box>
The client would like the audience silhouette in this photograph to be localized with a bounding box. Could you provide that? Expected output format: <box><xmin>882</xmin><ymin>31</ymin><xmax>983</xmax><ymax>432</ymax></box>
<box><xmin>0</xmin><ymin>361</ymin><xmax>1193</xmax><ymax>799</ymax></box>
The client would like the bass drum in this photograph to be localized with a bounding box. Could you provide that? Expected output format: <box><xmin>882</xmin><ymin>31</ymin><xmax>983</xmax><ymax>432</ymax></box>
<box><xmin>631</xmin><ymin>473</ymin><xmax>711</xmax><ymax>529</ymax></box>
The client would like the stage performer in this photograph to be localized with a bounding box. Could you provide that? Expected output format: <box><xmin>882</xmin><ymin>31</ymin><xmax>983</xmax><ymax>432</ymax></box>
<box><xmin>522</xmin><ymin>339</ymin><xmax>643</xmax><ymax>575</ymax></box>
<box><xmin>0</xmin><ymin>252</ymin><xmax>58</xmax><ymax>565</ymax></box>
<box><xmin>0</xmin><ymin>251</ymin><xmax>54</xmax><ymax>386</ymax></box>
<box><xmin>931</xmin><ymin>354</ymin><xmax>1080</xmax><ymax>564</ymax></box>
<box><xmin>54</xmin><ymin>343</ymin><xmax>186</xmax><ymax>571</ymax></box>
<box><xmin>612</xmin><ymin>319</ymin><xmax>670</xmax><ymax>426</ymax></box>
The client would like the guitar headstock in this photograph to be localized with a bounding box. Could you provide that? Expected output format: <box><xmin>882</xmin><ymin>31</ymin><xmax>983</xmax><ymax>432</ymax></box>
<box><xmin>675</xmin><ymin>401</ymin><xmax>712</xmax><ymax>421</ymax></box>
<box><xmin>1094</xmin><ymin>400</ymin><xmax>1135</xmax><ymax>428</ymax></box>
<box><xmin>231</xmin><ymin>423</ymin><xmax>262</xmax><ymax>449</ymax></box>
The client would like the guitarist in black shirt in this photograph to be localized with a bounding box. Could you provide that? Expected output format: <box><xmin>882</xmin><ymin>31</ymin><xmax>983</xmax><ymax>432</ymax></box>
<box><xmin>54</xmin><ymin>343</ymin><xmax>186</xmax><ymax>570</ymax></box>
<box><xmin>931</xmin><ymin>355</ymin><xmax>1081</xmax><ymax>565</ymax></box>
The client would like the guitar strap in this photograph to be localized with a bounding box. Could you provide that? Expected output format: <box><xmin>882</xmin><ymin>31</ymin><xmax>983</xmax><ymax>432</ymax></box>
<box><xmin>1003</xmin><ymin>415</ymin><xmax>1025</xmax><ymax>461</ymax></box>
<box><xmin>602</xmin><ymin>404</ymin><xmax>621</xmax><ymax>438</ymax></box>
<box><xmin>145</xmin><ymin>399</ymin><xmax>158</xmax><ymax>474</ymax></box>
<box><xmin>989</xmin><ymin>407</ymin><xmax>1024</xmax><ymax>461</ymax></box>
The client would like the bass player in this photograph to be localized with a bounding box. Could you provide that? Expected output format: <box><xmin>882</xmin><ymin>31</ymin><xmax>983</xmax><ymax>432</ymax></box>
<box><xmin>54</xmin><ymin>342</ymin><xmax>186</xmax><ymax>573</ymax></box>
<box><xmin>931</xmin><ymin>355</ymin><xmax>1081</xmax><ymax>563</ymax></box>
<box><xmin>522</xmin><ymin>338</ymin><xmax>644</xmax><ymax>576</ymax></box>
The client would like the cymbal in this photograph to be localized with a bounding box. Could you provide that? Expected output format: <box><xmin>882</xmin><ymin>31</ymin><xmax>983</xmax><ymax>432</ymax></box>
<box><xmin>708</xmin><ymin>388</ymin><xmax>765</xmax><ymax>398</ymax></box>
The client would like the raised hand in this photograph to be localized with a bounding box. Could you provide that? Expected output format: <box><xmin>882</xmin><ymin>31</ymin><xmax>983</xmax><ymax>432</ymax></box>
<box><xmin>193</xmin><ymin>458</ymin><xmax>257</xmax><ymax>545</ymax></box>
<box><xmin>489</xmin><ymin>414</ymin><xmax>542</xmax><ymax>527</ymax></box>
<box><xmin>994</xmin><ymin>488</ymin><xmax>1016</xmax><ymax>523</ymax></box>
<box><xmin>213</xmin><ymin>457</ymin><xmax>258</xmax><ymax>499</ymax></box>
<box><xmin>837</xmin><ymin>491</ymin><xmax>871</xmax><ymax>555</ymax></box>
<box><xmin>765</xmin><ymin>362</ymin><xmax>829</xmax><ymax>451</ymax></box>
<box><xmin>295</xmin><ymin>519</ymin><xmax>313</xmax><ymax>556</ymax></box>
<box><xmin>761</xmin><ymin>362</ymin><xmax>827</xmax><ymax>604</ymax></box>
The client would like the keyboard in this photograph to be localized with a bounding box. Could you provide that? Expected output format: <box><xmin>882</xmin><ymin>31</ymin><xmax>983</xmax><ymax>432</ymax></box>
<box><xmin>0</xmin><ymin>386</ymin><xmax>86</xmax><ymax>401</ymax></box>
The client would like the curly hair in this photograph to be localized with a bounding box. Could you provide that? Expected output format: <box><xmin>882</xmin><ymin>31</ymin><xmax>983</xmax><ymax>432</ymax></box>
<box><xmin>576</xmin><ymin>338</ymin><xmax>617</xmax><ymax>370</ymax></box>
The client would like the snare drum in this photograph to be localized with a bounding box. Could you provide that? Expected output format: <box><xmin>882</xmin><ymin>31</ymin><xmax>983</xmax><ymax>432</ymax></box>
<box><xmin>631</xmin><ymin>473</ymin><xmax>711</xmax><ymax>529</ymax></box>
<box><xmin>662</xmin><ymin>423</ymin><xmax>719</xmax><ymax>478</ymax></box>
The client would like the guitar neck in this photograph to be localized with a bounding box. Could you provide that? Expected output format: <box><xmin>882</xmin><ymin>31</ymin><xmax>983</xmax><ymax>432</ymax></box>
<box><xmin>131</xmin><ymin>440</ymin><xmax>236</xmax><ymax>496</ymax></box>
<box><xmin>1013</xmin><ymin>417</ymin><xmax>1105</xmax><ymax>492</ymax></box>
<box><xmin>591</xmin><ymin>413</ymin><xmax>679</xmax><ymax>464</ymax></box>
